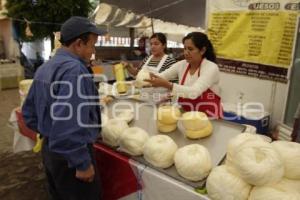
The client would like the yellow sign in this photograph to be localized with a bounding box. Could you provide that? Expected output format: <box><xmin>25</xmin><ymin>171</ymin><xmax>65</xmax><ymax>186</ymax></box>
<box><xmin>208</xmin><ymin>11</ymin><xmax>298</xmax><ymax>68</ymax></box>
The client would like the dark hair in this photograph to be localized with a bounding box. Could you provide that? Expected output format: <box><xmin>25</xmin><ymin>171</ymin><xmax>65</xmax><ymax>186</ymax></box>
<box><xmin>150</xmin><ymin>32</ymin><xmax>167</xmax><ymax>53</ymax></box>
<box><xmin>60</xmin><ymin>32</ymin><xmax>91</xmax><ymax>47</ymax></box>
<box><xmin>182</xmin><ymin>32</ymin><xmax>216</xmax><ymax>62</ymax></box>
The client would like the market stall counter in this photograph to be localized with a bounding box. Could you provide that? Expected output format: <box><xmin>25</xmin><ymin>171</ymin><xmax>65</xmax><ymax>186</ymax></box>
<box><xmin>12</xmin><ymin>88</ymin><xmax>245</xmax><ymax>200</ymax></box>
<box><xmin>94</xmin><ymin>94</ymin><xmax>245</xmax><ymax>199</ymax></box>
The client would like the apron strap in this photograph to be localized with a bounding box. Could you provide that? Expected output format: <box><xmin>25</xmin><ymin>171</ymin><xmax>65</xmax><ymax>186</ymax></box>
<box><xmin>143</xmin><ymin>54</ymin><xmax>168</xmax><ymax>74</ymax></box>
<box><xmin>180</xmin><ymin>59</ymin><xmax>203</xmax><ymax>85</ymax></box>
<box><xmin>180</xmin><ymin>64</ymin><xmax>191</xmax><ymax>85</ymax></box>
<box><xmin>157</xmin><ymin>54</ymin><xmax>168</xmax><ymax>71</ymax></box>
<box><xmin>144</xmin><ymin>55</ymin><xmax>153</xmax><ymax>66</ymax></box>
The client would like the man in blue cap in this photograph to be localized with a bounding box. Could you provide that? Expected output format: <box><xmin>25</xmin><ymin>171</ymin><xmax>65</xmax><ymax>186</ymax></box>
<box><xmin>22</xmin><ymin>16</ymin><xmax>106</xmax><ymax>199</ymax></box>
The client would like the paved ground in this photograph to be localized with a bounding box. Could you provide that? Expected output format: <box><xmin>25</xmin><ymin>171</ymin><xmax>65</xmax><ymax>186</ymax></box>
<box><xmin>0</xmin><ymin>89</ymin><xmax>19</xmax><ymax>152</ymax></box>
<box><xmin>0</xmin><ymin>88</ymin><xmax>47</xmax><ymax>200</ymax></box>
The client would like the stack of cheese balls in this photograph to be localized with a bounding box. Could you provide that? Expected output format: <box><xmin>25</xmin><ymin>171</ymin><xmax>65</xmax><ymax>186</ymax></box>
<box><xmin>180</xmin><ymin>111</ymin><xmax>213</xmax><ymax>139</ymax></box>
<box><xmin>157</xmin><ymin>105</ymin><xmax>181</xmax><ymax>133</ymax></box>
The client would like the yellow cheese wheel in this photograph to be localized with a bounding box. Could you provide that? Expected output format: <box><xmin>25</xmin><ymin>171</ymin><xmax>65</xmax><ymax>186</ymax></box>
<box><xmin>157</xmin><ymin>121</ymin><xmax>177</xmax><ymax>133</ymax></box>
<box><xmin>181</xmin><ymin>111</ymin><xmax>209</xmax><ymax>131</ymax></box>
<box><xmin>157</xmin><ymin>105</ymin><xmax>181</xmax><ymax>125</ymax></box>
<box><xmin>185</xmin><ymin>122</ymin><xmax>213</xmax><ymax>139</ymax></box>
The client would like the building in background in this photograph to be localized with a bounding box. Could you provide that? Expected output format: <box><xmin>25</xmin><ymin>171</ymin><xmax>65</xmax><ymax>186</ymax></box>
<box><xmin>0</xmin><ymin>0</ymin><xmax>19</xmax><ymax>60</ymax></box>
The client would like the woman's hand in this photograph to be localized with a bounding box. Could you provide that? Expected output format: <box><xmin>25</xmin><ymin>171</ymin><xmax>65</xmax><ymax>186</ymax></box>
<box><xmin>120</xmin><ymin>61</ymin><xmax>130</xmax><ymax>68</ymax></box>
<box><xmin>112</xmin><ymin>62</ymin><xmax>135</xmax><ymax>76</ymax></box>
<box><xmin>145</xmin><ymin>73</ymin><xmax>173</xmax><ymax>90</ymax></box>
<box><xmin>121</xmin><ymin>61</ymin><xmax>138</xmax><ymax>76</ymax></box>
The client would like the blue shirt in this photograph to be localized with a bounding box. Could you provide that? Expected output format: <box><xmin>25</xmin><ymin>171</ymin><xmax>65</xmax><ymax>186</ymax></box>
<box><xmin>22</xmin><ymin>48</ymin><xmax>101</xmax><ymax>170</ymax></box>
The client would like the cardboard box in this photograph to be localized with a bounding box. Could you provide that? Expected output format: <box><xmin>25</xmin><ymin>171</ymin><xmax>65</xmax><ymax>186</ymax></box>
<box><xmin>0</xmin><ymin>62</ymin><xmax>24</xmax><ymax>90</ymax></box>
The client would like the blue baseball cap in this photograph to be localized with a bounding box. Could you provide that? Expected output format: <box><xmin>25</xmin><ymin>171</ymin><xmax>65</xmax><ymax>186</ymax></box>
<box><xmin>60</xmin><ymin>16</ymin><xmax>106</xmax><ymax>42</ymax></box>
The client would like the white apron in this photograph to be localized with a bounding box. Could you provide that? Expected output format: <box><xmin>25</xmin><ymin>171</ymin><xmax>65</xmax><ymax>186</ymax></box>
<box><xmin>142</xmin><ymin>54</ymin><xmax>168</xmax><ymax>74</ymax></box>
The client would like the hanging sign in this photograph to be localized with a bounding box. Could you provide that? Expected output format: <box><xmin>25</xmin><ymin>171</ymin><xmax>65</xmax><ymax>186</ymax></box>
<box><xmin>207</xmin><ymin>0</ymin><xmax>300</xmax><ymax>82</ymax></box>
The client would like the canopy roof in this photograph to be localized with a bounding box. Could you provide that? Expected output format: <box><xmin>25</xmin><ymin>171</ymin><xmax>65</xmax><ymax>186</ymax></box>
<box><xmin>99</xmin><ymin>0</ymin><xmax>206</xmax><ymax>28</ymax></box>
<box><xmin>92</xmin><ymin>2</ymin><xmax>205</xmax><ymax>39</ymax></box>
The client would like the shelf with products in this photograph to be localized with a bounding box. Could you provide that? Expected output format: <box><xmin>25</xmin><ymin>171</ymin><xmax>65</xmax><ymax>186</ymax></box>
<box><xmin>96</xmin><ymin>36</ymin><xmax>183</xmax><ymax>49</ymax></box>
<box><xmin>95</xmin><ymin>46</ymin><xmax>184</xmax><ymax>62</ymax></box>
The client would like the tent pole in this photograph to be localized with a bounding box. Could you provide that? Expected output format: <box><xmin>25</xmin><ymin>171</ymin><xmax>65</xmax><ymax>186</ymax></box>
<box><xmin>151</xmin><ymin>17</ymin><xmax>154</xmax><ymax>34</ymax></box>
<box><xmin>147</xmin><ymin>0</ymin><xmax>154</xmax><ymax>34</ymax></box>
<box><xmin>129</xmin><ymin>27</ymin><xmax>135</xmax><ymax>49</ymax></box>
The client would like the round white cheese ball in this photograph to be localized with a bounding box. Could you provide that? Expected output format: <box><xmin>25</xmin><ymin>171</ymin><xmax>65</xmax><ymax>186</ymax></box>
<box><xmin>119</xmin><ymin>127</ymin><xmax>149</xmax><ymax>156</ymax></box>
<box><xmin>174</xmin><ymin>144</ymin><xmax>212</xmax><ymax>181</ymax></box>
<box><xmin>206</xmin><ymin>165</ymin><xmax>251</xmax><ymax>200</ymax></box>
<box><xmin>230</xmin><ymin>140</ymin><xmax>284</xmax><ymax>186</ymax></box>
<box><xmin>249</xmin><ymin>179</ymin><xmax>300</xmax><ymax>200</ymax></box>
<box><xmin>102</xmin><ymin>119</ymin><xmax>129</xmax><ymax>147</ymax></box>
<box><xmin>271</xmin><ymin>141</ymin><xmax>300</xmax><ymax>179</ymax></box>
<box><xmin>143</xmin><ymin>135</ymin><xmax>178</xmax><ymax>168</ymax></box>
<box><xmin>226</xmin><ymin>133</ymin><xmax>265</xmax><ymax>166</ymax></box>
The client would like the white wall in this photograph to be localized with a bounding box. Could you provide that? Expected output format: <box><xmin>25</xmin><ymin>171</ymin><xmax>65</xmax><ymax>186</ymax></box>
<box><xmin>219</xmin><ymin>72</ymin><xmax>288</xmax><ymax>128</ymax></box>
<box><xmin>272</xmin><ymin>82</ymin><xmax>288</xmax><ymax>125</ymax></box>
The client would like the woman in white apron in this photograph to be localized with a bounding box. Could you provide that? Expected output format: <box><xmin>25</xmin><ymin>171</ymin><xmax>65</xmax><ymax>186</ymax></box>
<box><xmin>124</xmin><ymin>33</ymin><xmax>176</xmax><ymax>75</ymax></box>
<box><xmin>146</xmin><ymin>32</ymin><xmax>223</xmax><ymax>119</ymax></box>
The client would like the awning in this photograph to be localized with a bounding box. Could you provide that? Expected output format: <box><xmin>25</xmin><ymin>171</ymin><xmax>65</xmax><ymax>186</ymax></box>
<box><xmin>92</xmin><ymin>3</ymin><xmax>204</xmax><ymax>38</ymax></box>
<box><xmin>99</xmin><ymin>0</ymin><xmax>206</xmax><ymax>28</ymax></box>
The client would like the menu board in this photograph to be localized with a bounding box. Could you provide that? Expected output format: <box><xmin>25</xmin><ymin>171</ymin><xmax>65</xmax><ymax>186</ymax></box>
<box><xmin>207</xmin><ymin>11</ymin><xmax>298</xmax><ymax>82</ymax></box>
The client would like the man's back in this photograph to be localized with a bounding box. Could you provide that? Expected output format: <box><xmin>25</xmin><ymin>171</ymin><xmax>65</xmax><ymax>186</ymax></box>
<box><xmin>21</xmin><ymin>16</ymin><xmax>105</xmax><ymax>200</ymax></box>
<box><xmin>22</xmin><ymin>47</ymin><xmax>101</xmax><ymax>170</ymax></box>
<box><xmin>24</xmin><ymin>48</ymin><xmax>100</xmax><ymax>136</ymax></box>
